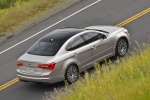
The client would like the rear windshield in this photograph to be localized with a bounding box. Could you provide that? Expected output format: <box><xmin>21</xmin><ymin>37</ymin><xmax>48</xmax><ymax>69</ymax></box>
<box><xmin>27</xmin><ymin>41</ymin><xmax>62</xmax><ymax>56</ymax></box>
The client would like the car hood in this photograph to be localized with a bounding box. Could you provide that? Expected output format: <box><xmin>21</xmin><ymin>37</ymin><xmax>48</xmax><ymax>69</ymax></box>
<box><xmin>85</xmin><ymin>25</ymin><xmax>122</xmax><ymax>33</ymax></box>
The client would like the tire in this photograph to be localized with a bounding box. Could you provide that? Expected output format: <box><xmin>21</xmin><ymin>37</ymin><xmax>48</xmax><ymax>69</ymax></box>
<box><xmin>65</xmin><ymin>64</ymin><xmax>79</xmax><ymax>84</ymax></box>
<box><xmin>115</xmin><ymin>38</ymin><xmax>128</xmax><ymax>57</ymax></box>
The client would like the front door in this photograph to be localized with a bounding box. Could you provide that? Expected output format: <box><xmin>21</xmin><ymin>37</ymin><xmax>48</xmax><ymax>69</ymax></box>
<box><xmin>81</xmin><ymin>32</ymin><xmax>113</xmax><ymax>62</ymax></box>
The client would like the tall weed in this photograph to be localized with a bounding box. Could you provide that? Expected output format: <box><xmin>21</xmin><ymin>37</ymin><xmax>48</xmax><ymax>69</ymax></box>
<box><xmin>53</xmin><ymin>44</ymin><xmax>150</xmax><ymax>100</ymax></box>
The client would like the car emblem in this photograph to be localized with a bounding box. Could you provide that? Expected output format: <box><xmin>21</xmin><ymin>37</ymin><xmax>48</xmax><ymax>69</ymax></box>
<box><xmin>50</xmin><ymin>39</ymin><xmax>53</xmax><ymax>42</ymax></box>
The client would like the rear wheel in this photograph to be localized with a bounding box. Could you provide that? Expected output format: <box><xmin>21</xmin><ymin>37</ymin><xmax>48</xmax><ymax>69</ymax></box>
<box><xmin>115</xmin><ymin>38</ymin><xmax>128</xmax><ymax>57</ymax></box>
<box><xmin>65</xmin><ymin>64</ymin><xmax>79</xmax><ymax>84</ymax></box>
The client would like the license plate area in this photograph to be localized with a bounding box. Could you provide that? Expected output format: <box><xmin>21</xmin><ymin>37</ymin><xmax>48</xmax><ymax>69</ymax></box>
<box><xmin>19</xmin><ymin>66</ymin><xmax>43</xmax><ymax>74</ymax></box>
<box><xmin>27</xmin><ymin>67</ymin><xmax>34</xmax><ymax>73</ymax></box>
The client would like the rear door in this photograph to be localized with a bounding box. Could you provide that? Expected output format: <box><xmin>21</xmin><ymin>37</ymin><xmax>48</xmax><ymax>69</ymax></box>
<box><xmin>81</xmin><ymin>31</ymin><xmax>113</xmax><ymax>62</ymax></box>
<box><xmin>66</xmin><ymin>35</ymin><xmax>93</xmax><ymax>69</ymax></box>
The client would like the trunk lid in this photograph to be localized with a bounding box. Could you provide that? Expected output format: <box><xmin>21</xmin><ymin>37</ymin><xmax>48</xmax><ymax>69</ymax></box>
<box><xmin>18</xmin><ymin>53</ymin><xmax>53</xmax><ymax>74</ymax></box>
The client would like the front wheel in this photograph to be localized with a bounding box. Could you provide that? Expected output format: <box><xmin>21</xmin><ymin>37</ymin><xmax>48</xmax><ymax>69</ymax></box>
<box><xmin>115</xmin><ymin>38</ymin><xmax>128</xmax><ymax>57</ymax></box>
<box><xmin>65</xmin><ymin>64</ymin><xmax>79</xmax><ymax>84</ymax></box>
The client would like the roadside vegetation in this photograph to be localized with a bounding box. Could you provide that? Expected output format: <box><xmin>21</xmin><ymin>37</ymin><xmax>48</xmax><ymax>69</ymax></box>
<box><xmin>0</xmin><ymin>0</ymin><xmax>76</xmax><ymax>37</ymax></box>
<box><xmin>0</xmin><ymin>0</ymin><xmax>60</xmax><ymax>36</ymax></box>
<box><xmin>0</xmin><ymin>0</ymin><xmax>27</xmax><ymax>9</ymax></box>
<box><xmin>49</xmin><ymin>44</ymin><xmax>150</xmax><ymax>100</ymax></box>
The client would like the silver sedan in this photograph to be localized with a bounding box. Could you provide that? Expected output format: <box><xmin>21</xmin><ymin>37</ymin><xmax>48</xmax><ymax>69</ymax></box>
<box><xmin>17</xmin><ymin>25</ymin><xmax>130</xmax><ymax>84</ymax></box>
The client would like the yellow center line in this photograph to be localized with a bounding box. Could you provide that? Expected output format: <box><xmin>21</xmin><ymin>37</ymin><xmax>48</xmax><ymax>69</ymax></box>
<box><xmin>116</xmin><ymin>8</ymin><xmax>150</xmax><ymax>27</ymax></box>
<box><xmin>0</xmin><ymin>78</ymin><xmax>19</xmax><ymax>91</ymax></box>
<box><xmin>0</xmin><ymin>7</ymin><xmax>150</xmax><ymax>91</ymax></box>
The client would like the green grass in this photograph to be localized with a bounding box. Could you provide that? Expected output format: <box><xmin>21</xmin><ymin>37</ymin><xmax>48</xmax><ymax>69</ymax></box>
<box><xmin>52</xmin><ymin>44</ymin><xmax>150</xmax><ymax>100</ymax></box>
<box><xmin>0</xmin><ymin>0</ymin><xmax>59</xmax><ymax>34</ymax></box>
<box><xmin>0</xmin><ymin>0</ymin><xmax>28</xmax><ymax>9</ymax></box>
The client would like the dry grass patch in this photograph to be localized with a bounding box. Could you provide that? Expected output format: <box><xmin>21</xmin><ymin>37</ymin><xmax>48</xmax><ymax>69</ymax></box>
<box><xmin>0</xmin><ymin>0</ymin><xmax>60</xmax><ymax>35</ymax></box>
<box><xmin>0</xmin><ymin>0</ymin><xmax>80</xmax><ymax>39</ymax></box>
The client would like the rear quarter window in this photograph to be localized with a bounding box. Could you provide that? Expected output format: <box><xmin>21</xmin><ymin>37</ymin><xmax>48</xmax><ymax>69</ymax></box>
<box><xmin>66</xmin><ymin>36</ymin><xmax>85</xmax><ymax>51</ymax></box>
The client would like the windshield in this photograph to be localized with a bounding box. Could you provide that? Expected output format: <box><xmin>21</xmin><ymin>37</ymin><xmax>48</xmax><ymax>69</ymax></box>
<box><xmin>27</xmin><ymin>41</ymin><xmax>62</xmax><ymax>56</ymax></box>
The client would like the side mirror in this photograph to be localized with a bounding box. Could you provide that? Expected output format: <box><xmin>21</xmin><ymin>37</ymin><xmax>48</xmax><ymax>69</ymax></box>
<box><xmin>102</xmin><ymin>34</ymin><xmax>107</xmax><ymax>39</ymax></box>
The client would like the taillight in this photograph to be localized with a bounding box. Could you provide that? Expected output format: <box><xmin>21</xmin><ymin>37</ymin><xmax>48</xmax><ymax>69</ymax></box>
<box><xmin>17</xmin><ymin>60</ymin><xmax>23</xmax><ymax>66</ymax></box>
<box><xmin>38</xmin><ymin>62</ymin><xmax>55</xmax><ymax>70</ymax></box>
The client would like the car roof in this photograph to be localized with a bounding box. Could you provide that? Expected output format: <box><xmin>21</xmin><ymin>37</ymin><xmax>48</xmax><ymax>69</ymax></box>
<box><xmin>40</xmin><ymin>28</ymin><xmax>84</xmax><ymax>43</ymax></box>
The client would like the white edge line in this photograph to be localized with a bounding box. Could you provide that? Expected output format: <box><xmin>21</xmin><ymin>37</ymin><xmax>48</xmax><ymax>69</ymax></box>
<box><xmin>0</xmin><ymin>0</ymin><xmax>101</xmax><ymax>55</ymax></box>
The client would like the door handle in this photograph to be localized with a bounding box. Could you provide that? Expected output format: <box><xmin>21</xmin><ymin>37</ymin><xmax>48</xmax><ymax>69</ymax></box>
<box><xmin>92</xmin><ymin>46</ymin><xmax>96</xmax><ymax>49</ymax></box>
<box><xmin>74</xmin><ymin>53</ymin><xmax>78</xmax><ymax>57</ymax></box>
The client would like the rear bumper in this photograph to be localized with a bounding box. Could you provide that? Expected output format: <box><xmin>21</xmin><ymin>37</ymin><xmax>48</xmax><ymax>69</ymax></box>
<box><xmin>17</xmin><ymin>69</ymin><xmax>64</xmax><ymax>83</ymax></box>
<box><xmin>17</xmin><ymin>74</ymin><xmax>51</xmax><ymax>83</ymax></box>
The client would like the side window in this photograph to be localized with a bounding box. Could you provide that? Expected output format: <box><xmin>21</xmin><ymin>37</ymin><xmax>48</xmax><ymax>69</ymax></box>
<box><xmin>66</xmin><ymin>36</ymin><xmax>85</xmax><ymax>51</ymax></box>
<box><xmin>82</xmin><ymin>32</ymin><xmax>103</xmax><ymax>45</ymax></box>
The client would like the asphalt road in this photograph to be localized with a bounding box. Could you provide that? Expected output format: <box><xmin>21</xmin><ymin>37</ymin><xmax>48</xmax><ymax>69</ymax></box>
<box><xmin>0</xmin><ymin>0</ymin><xmax>150</xmax><ymax>100</ymax></box>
